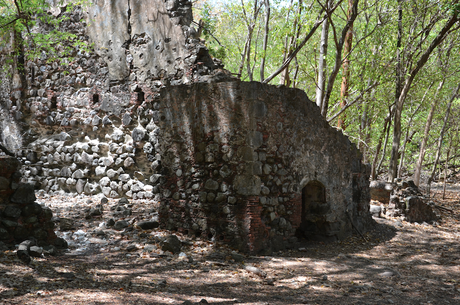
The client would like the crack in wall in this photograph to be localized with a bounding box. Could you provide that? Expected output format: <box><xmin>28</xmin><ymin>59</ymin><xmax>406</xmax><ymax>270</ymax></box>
<box><xmin>122</xmin><ymin>0</ymin><xmax>132</xmax><ymax>49</ymax></box>
<box><xmin>123</xmin><ymin>0</ymin><xmax>133</xmax><ymax>73</ymax></box>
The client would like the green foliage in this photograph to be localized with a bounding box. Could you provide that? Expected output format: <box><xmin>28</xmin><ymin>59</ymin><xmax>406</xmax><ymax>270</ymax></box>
<box><xmin>194</xmin><ymin>2</ymin><xmax>226</xmax><ymax>60</ymax></box>
<box><xmin>202</xmin><ymin>0</ymin><xmax>460</xmax><ymax>179</ymax></box>
<box><xmin>0</xmin><ymin>0</ymin><xmax>91</xmax><ymax>65</ymax></box>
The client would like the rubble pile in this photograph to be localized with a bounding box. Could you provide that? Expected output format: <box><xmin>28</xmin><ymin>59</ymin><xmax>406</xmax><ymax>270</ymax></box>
<box><xmin>370</xmin><ymin>179</ymin><xmax>437</xmax><ymax>223</ymax></box>
<box><xmin>0</xmin><ymin>156</ymin><xmax>66</xmax><ymax>259</ymax></box>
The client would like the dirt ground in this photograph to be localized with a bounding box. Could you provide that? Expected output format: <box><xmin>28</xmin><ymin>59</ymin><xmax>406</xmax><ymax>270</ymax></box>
<box><xmin>1</xmin><ymin>188</ymin><xmax>459</xmax><ymax>305</ymax></box>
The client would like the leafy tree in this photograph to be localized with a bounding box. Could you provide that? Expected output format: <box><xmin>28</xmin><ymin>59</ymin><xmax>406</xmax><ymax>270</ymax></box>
<box><xmin>0</xmin><ymin>0</ymin><xmax>91</xmax><ymax>83</ymax></box>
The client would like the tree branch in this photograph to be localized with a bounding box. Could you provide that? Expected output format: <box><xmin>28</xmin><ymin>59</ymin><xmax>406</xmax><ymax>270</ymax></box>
<box><xmin>327</xmin><ymin>81</ymin><xmax>379</xmax><ymax>122</ymax></box>
<box><xmin>262</xmin><ymin>1</ymin><xmax>343</xmax><ymax>84</ymax></box>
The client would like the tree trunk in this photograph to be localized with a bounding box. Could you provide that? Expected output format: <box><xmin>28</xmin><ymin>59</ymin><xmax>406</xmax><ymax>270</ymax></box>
<box><xmin>260</xmin><ymin>0</ymin><xmax>270</xmax><ymax>82</ymax></box>
<box><xmin>388</xmin><ymin>0</ymin><xmax>403</xmax><ymax>181</ymax></box>
<box><xmin>443</xmin><ymin>141</ymin><xmax>451</xmax><ymax>200</ymax></box>
<box><xmin>238</xmin><ymin>0</ymin><xmax>260</xmax><ymax>80</ymax></box>
<box><xmin>359</xmin><ymin>102</ymin><xmax>369</xmax><ymax>162</ymax></box>
<box><xmin>337</xmin><ymin>0</ymin><xmax>354</xmax><ymax>129</ymax></box>
<box><xmin>427</xmin><ymin>82</ymin><xmax>460</xmax><ymax>194</ymax></box>
<box><xmin>413</xmin><ymin>80</ymin><xmax>444</xmax><ymax>186</ymax></box>
<box><xmin>238</xmin><ymin>32</ymin><xmax>251</xmax><ymax>79</ymax></box>
<box><xmin>316</xmin><ymin>1</ymin><xmax>330</xmax><ymax>109</ymax></box>
<box><xmin>399</xmin><ymin>82</ymin><xmax>434</xmax><ymax>177</ymax></box>
<box><xmin>262</xmin><ymin>2</ymin><xmax>342</xmax><ymax>84</ymax></box>
<box><xmin>371</xmin><ymin>107</ymin><xmax>392</xmax><ymax>180</ymax></box>
<box><xmin>377</xmin><ymin>111</ymin><xmax>392</xmax><ymax>177</ymax></box>
<box><xmin>279</xmin><ymin>0</ymin><xmax>302</xmax><ymax>87</ymax></box>
<box><xmin>321</xmin><ymin>0</ymin><xmax>359</xmax><ymax>117</ymax></box>
<box><xmin>388</xmin><ymin>11</ymin><xmax>459</xmax><ymax>182</ymax></box>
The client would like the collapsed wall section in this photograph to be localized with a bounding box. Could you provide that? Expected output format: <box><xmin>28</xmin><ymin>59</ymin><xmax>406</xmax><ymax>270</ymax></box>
<box><xmin>0</xmin><ymin>156</ymin><xmax>58</xmax><ymax>248</ymax></box>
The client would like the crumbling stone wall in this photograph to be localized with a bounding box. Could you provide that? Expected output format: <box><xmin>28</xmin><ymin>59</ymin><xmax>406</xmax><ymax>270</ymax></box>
<box><xmin>155</xmin><ymin>81</ymin><xmax>372</xmax><ymax>252</ymax></box>
<box><xmin>0</xmin><ymin>0</ymin><xmax>373</xmax><ymax>253</ymax></box>
<box><xmin>0</xmin><ymin>156</ymin><xmax>57</xmax><ymax>248</ymax></box>
<box><xmin>87</xmin><ymin>0</ymin><xmax>207</xmax><ymax>82</ymax></box>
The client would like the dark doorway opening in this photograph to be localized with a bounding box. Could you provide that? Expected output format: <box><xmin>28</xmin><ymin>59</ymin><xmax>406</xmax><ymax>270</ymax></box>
<box><xmin>50</xmin><ymin>96</ymin><xmax>57</xmax><ymax>109</ymax></box>
<box><xmin>92</xmin><ymin>94</ymin><xmax>99</xmax><ymax>104</ymax></box>
<box><xmin>137</xmin><ymin>91</ymin><xmax>145</xmax><ymax>103</ymax></box>
<box><xmin>297</xmin><ymin>180</ymin><xmax>330</xmax><ymax>239</ymax></box>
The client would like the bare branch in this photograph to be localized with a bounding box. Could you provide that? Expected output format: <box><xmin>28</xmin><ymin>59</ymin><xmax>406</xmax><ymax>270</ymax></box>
<box><xmin>327</xmin><ymin>81</ymin><xmax>379</xmax><ymax>122</ymax></box>
<box><xmin>262</xmin><ymin>1</ymin><xmax>344</xmax><ymax>84</ymax></box>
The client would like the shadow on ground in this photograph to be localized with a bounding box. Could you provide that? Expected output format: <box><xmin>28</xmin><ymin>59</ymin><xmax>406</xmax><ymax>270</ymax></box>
<box><xmin>1</xmin><ymin>199</ymin><xmax>459</xmax><ymax>305</ymax></box>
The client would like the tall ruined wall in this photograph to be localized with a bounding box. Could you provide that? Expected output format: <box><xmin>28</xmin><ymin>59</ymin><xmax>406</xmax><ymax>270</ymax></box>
<box><xmin>87</xmin><ymin>0</ymin><xmax>204</xmax><ymax>82</ymax></box>
<box><xmin>0</xmin><ymin>0</ymin><xmax>373</xmax><ymax>253</ymax></box>
<box><xmin>0</xmin><ymin>157</ymin><xmax>58</xmax><ymax>248</ymax></box>
<box><xmin>0</xmin><ymin>0</ymin><xmax>220</xmax><ymax>156</ymax></box>
<box><xmin>155</xmin><ymin>81</ymin><xmax>372</xmax><ymax>252</ymax></box>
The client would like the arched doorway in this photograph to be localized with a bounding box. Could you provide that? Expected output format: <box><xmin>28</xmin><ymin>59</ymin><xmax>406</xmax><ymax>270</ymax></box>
<box><xmin>298</xmin><ymin>180</ymin><xmax>330</xmax><ymax>238</ymax></box>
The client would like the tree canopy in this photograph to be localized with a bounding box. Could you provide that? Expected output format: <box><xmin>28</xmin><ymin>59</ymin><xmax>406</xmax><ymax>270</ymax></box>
<box><xmin>195</xmin><ymin>0</ymin><xmax>460</xmax><ymax>185</ymax></box>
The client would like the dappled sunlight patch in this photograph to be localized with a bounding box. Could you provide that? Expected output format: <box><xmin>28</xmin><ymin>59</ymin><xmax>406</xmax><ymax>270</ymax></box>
<box><xmin>1</xmin><ymin>191</ymin><xmax>459</xmax><ymax>304</ymax></box>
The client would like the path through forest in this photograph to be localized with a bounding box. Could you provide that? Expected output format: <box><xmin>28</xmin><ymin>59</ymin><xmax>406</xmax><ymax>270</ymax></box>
<box><xmin>0</xmin><ymin>189</ymin><xmax>459</xmax><ymax>305</ymax></box>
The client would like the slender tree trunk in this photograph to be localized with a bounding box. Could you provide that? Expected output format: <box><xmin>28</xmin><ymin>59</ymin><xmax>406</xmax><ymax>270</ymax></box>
<box><xmin>398</xmin><ymin>130</ymin><xmax>416</xmax><ymax>177</ymax></box>
<box><xmin>280</xmin><ymin>0</ymin><xmax>303</xmax><ymax>87</ymax></box>
<box><xmin>263</xmin><ymin>2</ymin><xmax>342</xmax><ymax>84</ymax></box>
<box><xmin>361</xmin><ymin>103</ymin><xmax>372</xmax><ymax>164</ymax></box>
<box><xmin>316</xmin><ymin>0</ymin><xmax>330</xmax><ymax>109</ymax></box>
<box><xmin>388</xmin><ymin>0</ymin><xmax>403</xmax><ymax>181</ymax></box>
<box><xmin>398</xmin><ymin>82</ymin><xmax>433</xmax><ymax>177</ymax></box>
<box><xmin>246</xmin><ymin>34</ymin><xmax>254</xmax><ymax>81</ymax></box>
<box><xmin>279</xmin><ymin>1</ymin><xmax>294</xmax><ymax>86</ymax></box>
<box><xmin>377</xmin><ymin>112</ymin><xmax>392</xmax><ymax>177</ymax></box>
<box><xmin>248</xmin><ymin>0</ymin><xmax>260</xmax><ymax>81</ymax></box>
<box><xmin>413</xmin><ymin>80</ymin><xmax>444</xmax><ymax>186</ymax></box>
<box><xmin>260</xmin><ymin>0</ymin><xmax>270</xmax><ymax>81</ymax></box>
<box><xmin>443</xmin><ymin>140</ymin><xmax>451</xmax><ymax>200</ymax></box>
<box><xmin>359</xmin><ymin>102</ymin><xmax>369</xmax><ymax>159</ymax></box>
<box><xmin>321</xmin><ymin>0</ymin><xmax>359</xmax><ymax>117</ymax></box>
<box><xmin>292</xmin><ymin>56</ymin><xmax>300</xmax><ymax>88</ymax></box>
<box><xmin>427</xmin><ymin>82</ymin><xmax>460</xmax><ymax>194</ymax></box>
<box><xmin>337</xmin><ymin>0</ymin><xmax>354</xmax><ymax>129</ymax></box>
<box><xmin>388</xmin><ymin>10</ymin><xmax>459</xmax><ymax>182</ymax></box>
<box><xmin>238</xmin><ymin>33</ymin><xmax>250</xmax><ymax>78</ymax></box>
<box><xmin>238</xmin><ymin>0</ymin><xmax>260</xmax><ymax>80</ymax></box>
<box><xmin>371</xmin><ymin>107</ymin><xmax>392</xmax><ymax>180</ymax></box>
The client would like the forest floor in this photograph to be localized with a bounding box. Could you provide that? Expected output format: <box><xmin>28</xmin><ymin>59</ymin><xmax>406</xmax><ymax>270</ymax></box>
<box><xmin>1</xmin><ymin>187</ymin><xmax>459</xmax><ymax>305</ymax></box>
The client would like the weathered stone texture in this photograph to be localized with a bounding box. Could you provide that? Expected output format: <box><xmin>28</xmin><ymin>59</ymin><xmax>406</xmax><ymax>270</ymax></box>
<box><xmin>0</xmin><ymin>156</ymin><xmax>57</xmax><ymax>248</ymax></box>
<box><xmin>0</xmin><ymin>0</ymin><xmax>373</xmax><ymax>253</ymax></box>
<box><xmin>154</xmin><ymin>81</ymin><xmax>373</xmax><ymax>252</ymax></box>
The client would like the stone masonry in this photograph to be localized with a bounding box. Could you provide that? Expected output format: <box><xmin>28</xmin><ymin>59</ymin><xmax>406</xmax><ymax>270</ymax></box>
<box><xmin>0</xmin><ymin>156</ymin><xmax>58</xmax><ymax>248</ymax></box>
<box><xmin>0</xmin><ymin>0</ymin><xmax>374</xmax><ymax>253</ymax></box>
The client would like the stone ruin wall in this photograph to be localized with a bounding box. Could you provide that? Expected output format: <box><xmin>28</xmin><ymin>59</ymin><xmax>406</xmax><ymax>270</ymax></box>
<box><xmin>0</xmin><ymin>0</ymin><xmax>373</xmax><ymax>253</ymax></box>
<box><xmin>0</xmin><ymin>156</ymin><xmax>58</xmax><ymax>248</ymax></box>
<box><xmin>156</xmin><ymin>81</ymin><xmax>372</xmax><ymax>252</ymax></box>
